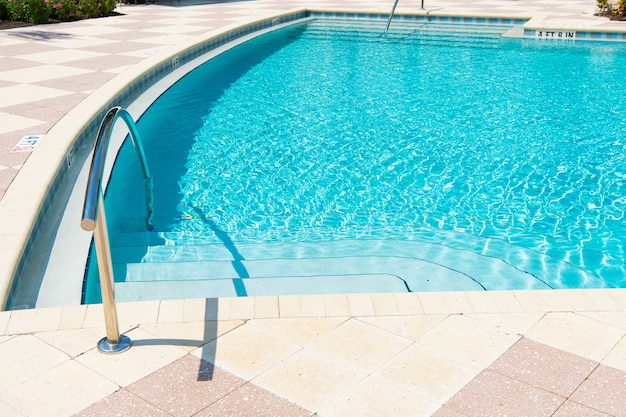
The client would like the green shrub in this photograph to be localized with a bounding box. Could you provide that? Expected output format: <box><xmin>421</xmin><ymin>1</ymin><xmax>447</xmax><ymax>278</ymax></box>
<box><xmin>0</xmin><ymin>0</ymin><xmax>10</xmax><ymax>20</ymax></box>
<box><xmin>48</xmin><ymin>0</ymin><xmax>76</xmax><ymax>21</ymax></box>
<box><xmin>26</xmin><ymin>0</ymin><xmax>48</xmax><ymax>23</ymax></box>
<box><xmin>5</xmin><ymin>0</ymin><xmax>28</xmax><ymax>21</ymax></box>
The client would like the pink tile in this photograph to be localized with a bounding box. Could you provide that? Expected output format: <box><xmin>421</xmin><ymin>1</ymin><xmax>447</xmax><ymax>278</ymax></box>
<box><xmin>552</xmin><ymin>401</ymin><xmax>611</xmax><ymax>417</ymax></box>
<box><xmin>127</xmin><ymin>354</ymin><xmax>246</xmax><ymax>417</ymax></box>
<box><xmin>194</xmin><ymin>382</ymin><xmax>313</xmax><ymax>417</ymax></box>
<box><xmin>430</xmin><ymin>405</ymin><xmax>467</xmax><ymax>417</ymax></box>
<box><xmin>0</xmin><ymin>168</ymin><xmax>18</xmax><ymax>191</ymax></box>
<box><xmin>443</xmin><ymin>370</ymin><xmax>564</xmax><ymax>417</ymax></box>
<box><xmin>489</xmin><ymin>338</ymin><xmax>598</xmax><ymax>397</ymax></box>
<box><xmin>569</xmin><ymin>365</ymin><xmax>626</xmax><ymax>417</ymax></box>
<box><xmin>73</xmin><ymin>389</ymin><xmax>170</xmax><ymax>416</ymax></box>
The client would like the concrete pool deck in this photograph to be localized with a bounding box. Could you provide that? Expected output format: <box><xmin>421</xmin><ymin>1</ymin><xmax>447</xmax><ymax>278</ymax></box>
<box><xmin>1</xmin><ymin>0</ymin><xmax>626</xmax><ymax>415</ymax></box>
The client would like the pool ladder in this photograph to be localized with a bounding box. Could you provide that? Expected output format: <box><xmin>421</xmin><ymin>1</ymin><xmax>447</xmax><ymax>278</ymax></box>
<box><xmin>384</xmin><ymin>0</ymin><xmax>425</xmax><ymax>34</ymax></box>
<box><xmin>81</xmin><ymin>106</ymin><xmax>154</xmax><ymax>354</ymax></box>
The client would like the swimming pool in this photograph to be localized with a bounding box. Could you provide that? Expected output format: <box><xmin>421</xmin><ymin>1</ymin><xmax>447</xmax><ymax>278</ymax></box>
<box><xmin>77</xmin><ymin>18</ymin><xmax>626</xmax><ymax>301</ymax></box>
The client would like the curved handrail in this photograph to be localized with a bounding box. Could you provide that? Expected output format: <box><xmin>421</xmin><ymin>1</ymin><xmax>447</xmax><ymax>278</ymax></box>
<box><xmin>79</xmin><ymin>106</ymin><xmax>153</xmax><ymax>354</ymax></box>
<box><xmin>81</xmin><ymin>106</ymin><xmax>154</xmax><ymax>232</ymax></box>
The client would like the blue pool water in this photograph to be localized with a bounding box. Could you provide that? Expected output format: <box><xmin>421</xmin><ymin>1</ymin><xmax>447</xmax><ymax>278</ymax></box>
<box><xmin>85</xmin><ymin>19</ymin><xmax>626</xmax><ymax>302</ymax></box>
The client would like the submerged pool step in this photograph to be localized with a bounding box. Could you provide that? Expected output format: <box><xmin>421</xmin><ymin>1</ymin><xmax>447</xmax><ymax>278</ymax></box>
<box><xmin>110</xmin><ymin>234</ymin><xmax>604</xmax><ymax>291</ymax></box>
<box><xmin>114</xmin><ymin>274</ymin><xmax>409</xmax><ymax>302</ymax></box>
<box><xmin>106</xmin><ymin>237</ymin><xmax>595</xmax><ymax>304</ymax></box>
<box><xmin>297</xmin><ymin>20</ymin><xmax>509</xmax><ymax>47</ymax></box>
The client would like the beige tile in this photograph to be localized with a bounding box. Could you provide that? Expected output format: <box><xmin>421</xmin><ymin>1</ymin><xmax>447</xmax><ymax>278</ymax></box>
<box><xmin>0</xmin><ymin>400</ymin><xmax>24</xmax><ymax>417</ymax></box>
<box><xmin>117</xmin><ymin>300</ymin><xmax>160</xmax><ymax>328</ymax></box>
<box><xmin>393</xmin><ymin>292</ymin><xmax>424</xmax><ymax>315</ymax></box>
<box><xmin>308</xmin><ymin>318</ymin><xmax>412</xmax><ymax>373</ymax></box>
<box><xmin>540</xmin><ymin>290</ymin><xmax>583</xmax><ymax>311</ymax></box>
<box><xmin>139</xmin><ymin>320</ymin><xmax>244</xmax><ymax>352</ymax></box>
<box><xmin>579</xmin><ymin>311</ymin><xmax>626</xmax><ymax>330</ymax></box>
<box><xmin>216</xmin><ymin>297</ymin><xmax>232</xmax><ymax>320</ymax></box>
<box><xmin>229</xmin><ymin>296</ymin><xmax>256</xmax><ymax>319</ymax></box>
<box><xmin>0</xmin><ymin>85</ymin><xmax>72</xmax><ymax>107</ymax></box>
<box><xmin>418</xmin><ymin>292</ymin><xmax>474</xmax><ymax>314</ymax></box>
<box><xmin>83</xmin><ymin>303</ymin><xmax>106</xmax><ymax>328</ymax></box>
<box><xmin>300</xmin><ymin>294</ymin><xmax>326</xmax><ymax>317</ymax></box>
<box><xmin>249</xmin><ymin>317</ymin><xmax>346</xmax><ymax>347</ymax></box>
<box><xmin>59</xmin><ymin>304</ymin><xmax>87</xmax><ymax>330</ymax></box>
<box><xmin>570</xmin><ymin>289</ymin><xmax>622</xmax><ymax>311</ymax></box>
<box><xmin>323</xmin><ymin>294</ymin><xmax>351</xmax><ymax>316</ymax></box>
<box><xmin>279</xmin><ymin>294</ymin><xmax>301</xmax><ymax>318</ymax></box>
<box><xmin>524</xmin><ymin>312</ymin><xmax>625</xmax><ymax>362</ymax></box>
<box><xmin>4</xmin><ymin>360</ymin><xmax>118</xmax><ymax>417</ymax></box>
<box><xmin>157</xmin><ymin>299</ymin><xmax>184</xmax><ymax>323</ymax></box>
<box><xmin>601</xmin><ymin>335</ymin><xmax>626</xmax><ymax>372</ymax></box>
<box><xmin>77</xmin><ymin>327</ymin><xmax>187</xmax><ymax>387</ymax></box>
<box><xmin>371</xmin><ymin>292</ymin><xmax>400</xmax><ymax>315</ymax></box>
<box><xmin>254</xmin><ymin>296</ymin><xmax>279</xmax><ymax>319</ymax></box>
<box><xmin>358</xmin><ymin>315</ymin><xmax>446</xmax><ymax>341</ymax></box>
<box><xmin>35</xmin><ymin>327</ymin><xmax>105</xmax><ymax>358</ymax></box>
<box><xmin>0</xmin><ymin>311</ymin><xmax>9</xmax><ymax>335</ymax></box>
<box><xmin>253</xmin><ymin>349</ymin><xmax>367</xmax><ymax>412</ymax></box>
<box><xmin>319</xmin><ymin>376</ymin><xmax>440</xmax><ymax>417</ymax></box>
<box><xmin>467</xmin><ymin>290</ymin><xmax>524</xmax><ymax>313</ymax></box>
<box><xmin>0</xmin><ymin>335</ymin><xmax>69</xmax><ymax>392</ymax></box>
<box><xmin>0</xmin><ymin>113</ymin><xmax>46</xmax><ymax>134</ymax></box>
<box><xmin>514</xmin><ymin>290</ymin><xmax>550</xmax><ymax>312</ymax></box>
<box><xmin>193</xmin><ymin>323</ymin><xmax>302</xmax><ymax>381</ymax></box>
<box><xmin>0</xmin><ymin>65</ymin><xmax>93</xmax><ymax>84</ymax></box>
<box><xmin>463</xmin><ymin>291</ymin><xmax>501</xmax><ymax>313</ymax></box>
<box><xmin>348</xmin><ymin>293</ymin><xmax>375</xmax><ymax>316</ymax></box>
<box><xmin>607</xmin><ymin>288</ymin><xmax>626</xmax><ymax>309</ymax></box>
<box><xmin>417</xmin><ymin>314</ymin><xmax>519</xmax><ymax>368</ymax></box>
<box><xmin>557</xmin><ymin>289</ymin><xmax>621</xmax><ymax>312</ymax></box>
<box><xmin>181</xmin><ymin>298</ymin><xmax>214</xmax><ymax>322</ymax></box>
<box><xmin>6</xmin><ymin>306</ymin><xmax>62</xmax><ymax>334</ymax></box>
<box><xmin>465</xmin><ymin>312</ymin><xmax>543</xmax><ymax>336</ymax></box>
<box><xmin>377</xmin><ymin>343</ymin><xmax>479</xmax><ymax>404</ymax></box>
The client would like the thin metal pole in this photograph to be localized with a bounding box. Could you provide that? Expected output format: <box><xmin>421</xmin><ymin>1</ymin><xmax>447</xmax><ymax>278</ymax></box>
<box><xmin>421</xmin><ymin>0</ymin><xmax>425</xmax><ymax>10</ymax></box>
<box><xmin>94</xmin><ymin>193</ymin><xmax>131</xmax><ymax>354</ymax></box>
<box><xmin>384</xmin><ymin>0</ymin><xmax>400</xmax><ymax>34</ymax></box>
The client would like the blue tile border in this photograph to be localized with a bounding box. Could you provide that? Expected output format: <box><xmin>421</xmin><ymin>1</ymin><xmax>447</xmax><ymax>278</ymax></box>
<box><xmin>6</xmin><ymin>9</ymin><xmax>626</xmax><ymax>308</ymax></box>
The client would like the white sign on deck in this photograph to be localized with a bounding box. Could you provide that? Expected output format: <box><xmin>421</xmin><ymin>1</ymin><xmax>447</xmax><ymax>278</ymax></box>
<box><xmin>11</xmin><ymin>135</ymin><xmax>43</xmax><ymax>153</ymax></box>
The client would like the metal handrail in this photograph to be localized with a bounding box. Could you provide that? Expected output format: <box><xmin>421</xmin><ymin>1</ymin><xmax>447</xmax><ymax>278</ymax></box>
<box><xmin>384</xmin><ymin>0</ymin><xmax>400</xmax><ymax>34</ymax></box>
<box><xmin>80</xmin><ymin>106</ymin><xmax>154</xmax><ymax>354</ymax></box>
<box><xmin>384</xmin><ymin>0</ymin><xmax>425</xmax><ymax>34</ymax></box>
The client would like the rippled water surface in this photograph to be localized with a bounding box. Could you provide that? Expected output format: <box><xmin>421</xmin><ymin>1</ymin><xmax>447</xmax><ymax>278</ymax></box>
<box><xmin>106</xmin><ymin>19</ymin><xmax>626</xmax><ymax>288</ymax></box>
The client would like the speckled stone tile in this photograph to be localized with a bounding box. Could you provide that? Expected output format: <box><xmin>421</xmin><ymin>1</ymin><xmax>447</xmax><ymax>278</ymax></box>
<box><xmin>443</xmin><ymin>369</ymin><xmax>564</xmax><ymax>417</ymax></box>
<box><xmin>569</xmin><ymin>365</ymin><xmax>626</xmax><ymax>417</ymax></box>
<box><xmin>73</xmin><ymin>389</ymin><xmax>170</xmax><ymax>417</ymax></box>
<box><xmin>430</xmin><ymin>406</ymin><xmax>467</xmax><ymax>417</ymax></box>
<box><xmin>194</xmin><ymin>382</ymin><xmax>314</xmax><ymax>417</ymax></box>
<box><xmin>489</xmin><ymin>338</ymin><xmax>598</xmax><ymax>397</ymax></box>
<box><xmin>552</xmin><ymin>401</ymin><xmax>612</xmax><ymax>417</ymax></box>
<box><xmin>127</xmin><ymin>354</ymin><xmax>245</xmax><ymax>417</ymax></box>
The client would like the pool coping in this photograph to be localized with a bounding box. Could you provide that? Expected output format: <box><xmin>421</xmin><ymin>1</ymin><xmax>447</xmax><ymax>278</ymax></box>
<box><xmin>2</xmin><ymin>7</ymin><xmax>626</xmax><ymax>310</ymax></box>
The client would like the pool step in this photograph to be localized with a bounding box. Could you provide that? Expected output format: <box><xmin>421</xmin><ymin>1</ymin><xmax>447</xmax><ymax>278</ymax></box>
<box><xmin>100</xmin><ymin>236</ymin><xmax>600</xmax><ymax>303</ymax></box>
<box><xmin>114</xmin><ymin>274</ymin><xmax>409</xmax><ymax>302</ymax></box>
<box><xmin>297</xmin><ymin>20</ymin><xmax>510</xmax><ymax>48</ymax></box>
<box><xmin>110</xmin><ymin>233</ymin><xmax>604</xmax><ymax>290</ymax></box>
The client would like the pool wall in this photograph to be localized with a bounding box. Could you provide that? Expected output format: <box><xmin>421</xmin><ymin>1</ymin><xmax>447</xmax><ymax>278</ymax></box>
<box><xmin>3</xmin><ymin>8</ymin><xmax>626</xmax><ymax>310</ymax></box>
